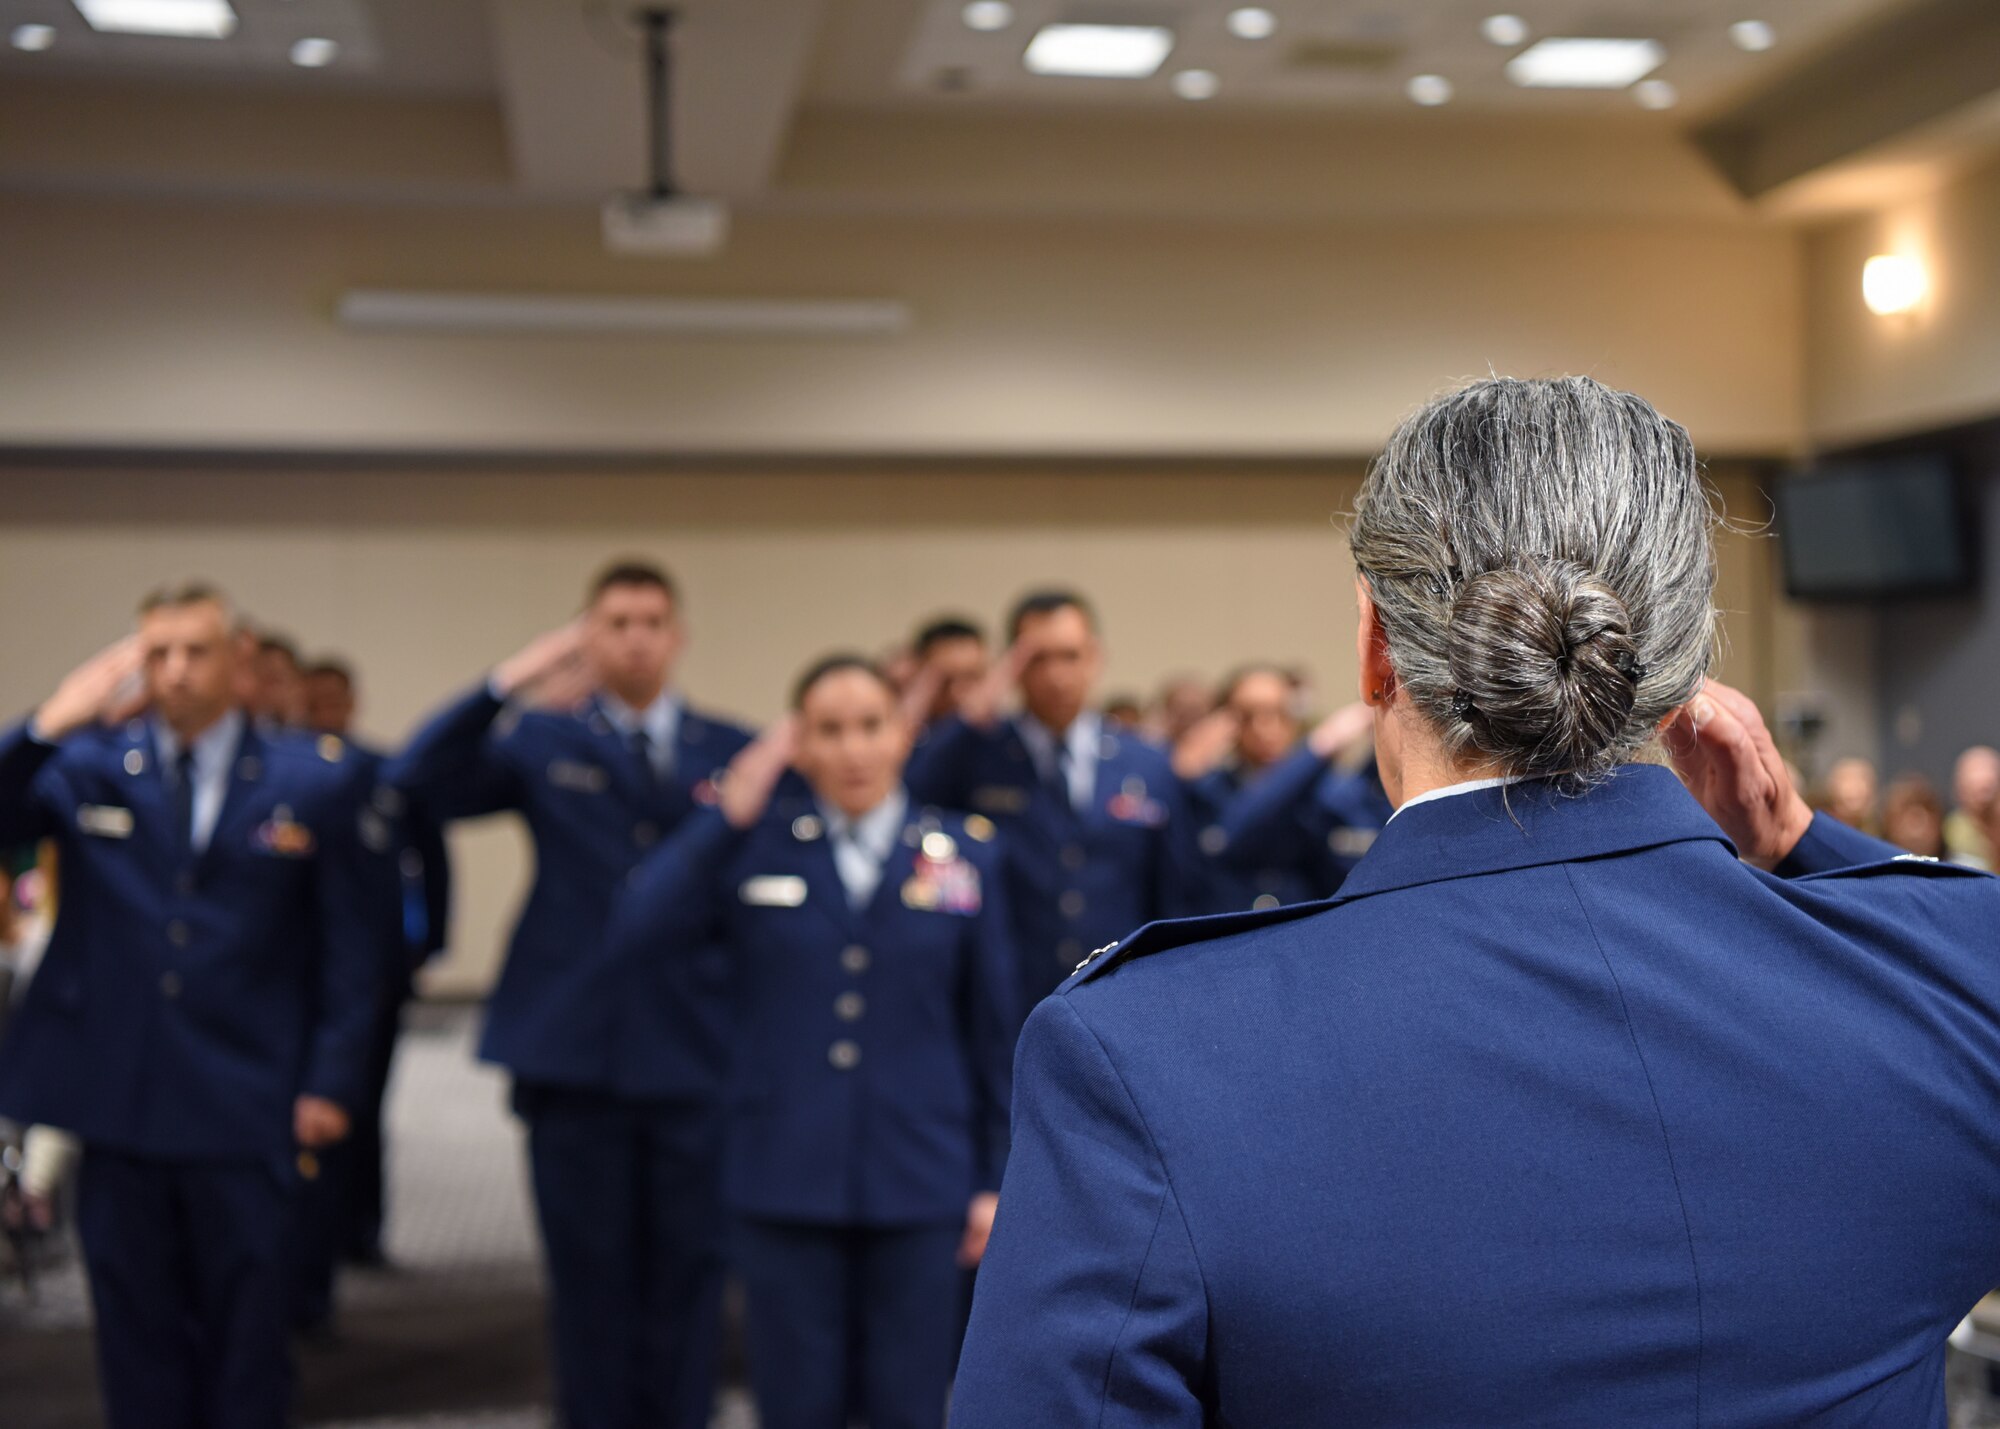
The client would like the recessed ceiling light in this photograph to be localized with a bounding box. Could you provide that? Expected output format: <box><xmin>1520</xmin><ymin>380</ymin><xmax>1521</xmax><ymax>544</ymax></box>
<box><xmin>1481</xmin><ymin>14</ymin><xmax>1528</xmax><ymax>47</ymax></box>
<box><xmin>1172</xmin><ymin>67</ymin><xmax>1219</xmax><ymax>100</ymax></box>
<box><xmin>1407</xmin><ymin>73</ymin><xmax>1454</xmax><ymax>106</ymax></box>
<box><xmin>1729</xmin><ymin>20</ymin><xmax>1775</xmax><ymax>52</ymax></box>
<box><xmin>10</xmin><ymin>22</ymin><xmax>57</xmax><ymax>50</ymax></box>
<box><xmin>1226</xmin><ymin>7</ymin><xmax>1276</xmax><ymax>41</ymax></box>
<box><xmin>1024</xmin><ymin>23</ymin><xmax>1174</xmax><ymax>78</ymax></box>
<box><xmin>1505</xmin><ymin>37</ymin><xmax>1663</xmax><ymax>89</ymax></box>
<box><xmin>72</xmin><ymin>0</ymin><xmax>237</xmax><ymax>39</ymax></box>
<box><xmin>289</xmin><ymin>35</ymin><xmax>337</xmax><ymax>67</ymax></box>
<box><xmin>961</xmin><ymin>0</ymin><xmax>1013</xmax><ymax>33</ymax></box>
<box><xmin>1633</xmin><ymin>78</ymin><xmax>1678</xmax><ymax>109</ymax></box>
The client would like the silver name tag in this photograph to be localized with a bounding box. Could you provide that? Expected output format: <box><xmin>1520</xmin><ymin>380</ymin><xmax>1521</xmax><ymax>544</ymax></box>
<box><xmin>972</xmin><ymin>785</ymin><xmax>1029</xmax><ymax>814</ymax></box>
<box><xmin>78</xmin><ymin>804</ymin><xmax>136</xmax><ymax>838</ymax></box>
<box><xmin>547</xmin><ymin>759</ymin><xmax>609</xmax><ymax>794</ymax></box>
<box><xmin>739</xmin><ymin>875</ymin><xmax>808</xmax><ymax>908</ymax></box>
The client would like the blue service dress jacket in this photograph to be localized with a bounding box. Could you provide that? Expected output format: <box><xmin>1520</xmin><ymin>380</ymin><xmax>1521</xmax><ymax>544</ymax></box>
<box><xmin>953</xmin><ymin>764</ymin><xmax>2000</xmax><ymax>1428</ymax></box>
<box><xmin>1205</xmin><ymin>743</ymin><xmax>1394</xmax><ymax>902</ymax></box>
<box><xmin>0</xmin><ymin>717</ymin><xmax>386</xmax><ymax>1159</ymax></box>
<box><xmin>905</xmin><ymin>716</ymin><xmax>1198</xmax><ymax>1020</ymax></box>
<box><xmin>383</xmin><ymin>684</ymin><xmax>752</xmax><ymax>1098</ymax></box>
<box><xmin>610</xmin><ymin>796</ymin><xmax>1017</xmax><ymax>1225</ymax></box>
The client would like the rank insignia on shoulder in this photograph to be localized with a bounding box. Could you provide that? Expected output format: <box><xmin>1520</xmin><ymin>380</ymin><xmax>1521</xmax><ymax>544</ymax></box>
<box><xmin>792</xmin><ymin>814</ymin><xmax>824</xmax><ymax>842</ymax></box>
<box><xmin>317</xmin><ymin>735</ymin><xmax>345</xmax><ymax>763</ymax></box>
<box><xmin>962</xmin><ymin>814</ymin><xmax>995</xmax><ymax>843</ymax></box>
<box><xmin>1075</xmin><ymin>940</ymin><xmax>1119</xmax><ymax>973</ymax></box>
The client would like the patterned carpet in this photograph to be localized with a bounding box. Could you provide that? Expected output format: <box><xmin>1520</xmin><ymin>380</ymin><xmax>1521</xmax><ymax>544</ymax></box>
<box><xmin>4</xmin><ymin>1005</ymin><xmax>1999</xmax><ymax>1427</ymax></box>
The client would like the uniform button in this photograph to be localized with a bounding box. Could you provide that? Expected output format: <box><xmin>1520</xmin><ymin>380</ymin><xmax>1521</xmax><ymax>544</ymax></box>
<box><xmin>1252</xmin><ymin>894</ymin><xmax>1281</xmax><ymax>911</ymax></box>
<box><xmin>633</xmin><ymin>821</ymin><xmax>659</xmax><ymax>848</ymax></box>
<box><xmin>159</xmin><ymin>971</ymin><xmax>182</xmax><ymax>1000</ymax></box>
<box><xmin>1198</xmin><ymin>826</ymin><xmax>1229</xmax><ymax>856</ymax></box>
<box><xmin>1059</xmin><ymin>890</ymin><xmax>1086</xmax><ymax>919</ymax></box>
<box><xmin>834</xmin><ymin>992</ymin><xmax>866</xmax><ymax>1022</ymax></box>
<box><xmin>829</xmin><ymin>1040</ymin><xmax>862</xmax><ymax>1071</ymax></box>
<box><xmin>1061</xmin><ymin>845</ymin><xmax>1087</xmax><ymax>871</ymax></box>
<box><xmin>841</xmin><ymin>945</ymin><xmax>871</xmax><ymax>974</ymax></box>
<box><xmin>1057</xmin><ymin>938</ymin><xmax>1082</xmax><ymax>962</ymax></box>
<box><xmin>166</xmin><ymin>920</ymin><xmax>190</xmax><ymax>948</ymax></box>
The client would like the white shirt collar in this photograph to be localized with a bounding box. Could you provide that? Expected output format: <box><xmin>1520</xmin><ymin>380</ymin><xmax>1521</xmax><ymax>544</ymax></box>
<box><xmin>154</xmin><ymin>707</ymin><xmax>244</xmax><ymax>775</ymax></box>
<box><xmin>820</xmin><ymin>786</ymin><xmax>909</xmax><ymax>859</ymax></box>
<box><xmin>1389</xmin><ymin>773</ymin><xmax>1527</xmax><ymax>822</ymax></box>
<box><xmin>1016</xmin><ymin>709</ymin><xmax>1102</xmax><ymax>767</ymax></box>
<box><xmin>600</xmin><ymin>688</ymin><xmax>680</xmax><ymax>751</ymax></box>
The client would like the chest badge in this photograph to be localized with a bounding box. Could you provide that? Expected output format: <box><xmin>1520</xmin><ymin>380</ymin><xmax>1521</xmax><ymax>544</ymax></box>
<box><xmin>902</xmin><ymin>830</ymin><xmax>982</xmax><ymax>915</ymax></box>
<box><xmin>740</xmin><ymin>875</ymin><xmax>808</xmax><ymax>907</ymax></box>
<box><xmin>253</xmin><ymin>810</ymin><xmax>317</xmax><ymax>858</ymax></box>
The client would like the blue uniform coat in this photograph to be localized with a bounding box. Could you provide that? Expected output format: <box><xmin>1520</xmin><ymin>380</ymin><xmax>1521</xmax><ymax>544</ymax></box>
<box><xmin>384</xmin><ymin>684</ymin><xmax>751</xmax><ymax>1098</ymax></box>
<box><xmin>954</xmin><ymin>765</ymin><xmax>2000</xmax><ymax>1428</ymax></box>
<box><xmin>1206</xmin><ymin>743</ymin><xmax>1393</xmax><ymax>902</ymax></box>
<box><xmin>612</xmin><ymin>796</ymin><xmax>1016</xmax><ymax>1226</ymax></box>
<box><xmin>905</xmin><ymin>716</ymin><xmax>1197</xmax><ymax>1019</ymax></box>
<box><xmin>0</xmin><ymin>717</ymin><xmax>385</xmax><ymax>1159</ymax></box>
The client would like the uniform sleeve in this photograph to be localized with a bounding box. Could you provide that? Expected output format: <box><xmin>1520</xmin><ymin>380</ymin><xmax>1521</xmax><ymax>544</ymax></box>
<box><xmin>903</xmin><ymin>716</ymin><xmax>984</xmax><ymax>811</ymax></box>
<box><xmin>953</xmin><ymin>994</ymin><xmax>1208</xmax><ymax>1428</ymax></box>
<box><xmin>302</xmin><ymin>764</ymin><xmax>391</xmax><ymax>1112</ymax></box>
<box><xmin>1213</xmin><ymin>744</ymin><xmax>1330</xmax><ymax>870</ymax></box>
<box><xmin>0</xmin><ymin>719</ymin><xmax>64</xmax><ymax>846</ymax></box>
<box><xmin>382</xmin><ymin>682</ymin><xmax>524</xmax><ymax>821</ymax></box>
<box><xmin>609</xmin><ymin>806</ymin><xmax>743</xmax><ymax>952</ymax></box>
<box><xmin>960</xmin><ymin>844</ymin><xmax>1020</xmax><ymax>1194</ymax></box>
<box><xmin>1772</xmin><ymin>812</ymin><xmax>1910</xmax><ymax>878</ymax></box>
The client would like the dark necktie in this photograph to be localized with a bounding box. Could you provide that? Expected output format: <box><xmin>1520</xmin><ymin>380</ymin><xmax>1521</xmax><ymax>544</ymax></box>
<box><xmin>629</xmin><ymin>728</ymin><xmax>658</xmax><ymax>789</ymax></box>
<box><xmin>1049</xmin><ymin>738</ymin><xmax>1075</xmax><ymax>812</ymax></box>
<box><xmin>172</xmin><ymin>749</ymin><xmax>197</xmax><ymax>861</ymax></box>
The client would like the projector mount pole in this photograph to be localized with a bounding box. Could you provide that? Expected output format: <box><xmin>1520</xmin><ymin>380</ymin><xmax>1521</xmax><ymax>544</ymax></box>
<box><xmin>642</xmin><ymin>8</ymin><xmax>679</xmax><ymax>201</ymax></box>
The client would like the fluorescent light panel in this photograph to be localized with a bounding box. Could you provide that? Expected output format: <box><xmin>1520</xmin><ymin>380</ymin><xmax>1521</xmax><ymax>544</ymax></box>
<box><xmin>73</xmin><ymin>0</ymin><xmax>237</xmax><ymax>38</ymax></box>
<box><xmin>1505</xmin><ymin>37</ymin><xmax>1663</xmax><ymax>89</ymax></box>
<box><xmin>1024</xmin><ymin>24</ymin><xmax>1173</xmax><ymax>78</ymax></box>
<box><xmin>337</xmin><ymin>291</ymin><xmax>912</xmax><ymax>338</ymax></box>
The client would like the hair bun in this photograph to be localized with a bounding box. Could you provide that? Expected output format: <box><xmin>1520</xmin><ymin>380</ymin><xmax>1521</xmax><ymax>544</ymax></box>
<box><xmin>1444</xmin><ymin>560</ymin><xmax>1642</xmax><ymax>776</ymax></box>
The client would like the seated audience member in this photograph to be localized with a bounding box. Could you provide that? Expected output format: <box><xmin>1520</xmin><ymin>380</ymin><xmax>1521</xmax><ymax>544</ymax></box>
<box><xmin>1945</xmin><ymin>745</ymin><xmax>1999</xmax><ymax>869</ymax></box>
<box><xmin>1820</xmin><ymin>755</ymin><xmax>1880</xmax><ymax>834</ymax></box>
<box><xmin>1882</xmin><ymin>774</ymin><xmax>1946</xmax><ymax>860</ymax></box>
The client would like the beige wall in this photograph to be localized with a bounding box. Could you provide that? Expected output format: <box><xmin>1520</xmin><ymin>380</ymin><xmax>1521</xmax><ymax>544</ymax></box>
<box><xmin>0</xmin><ymin>191</ymin><xmax>1803</xmax><ymax>458</ymax></box>
<box><xmin>0</xmin><ymin>462</ymin><xmax>1784</xmax><ymax>994</ymax></box>
<box><xmin>1804</xmin><ymin>150</ymin><xmax>2000</xmax><ymax>446</ymax></box>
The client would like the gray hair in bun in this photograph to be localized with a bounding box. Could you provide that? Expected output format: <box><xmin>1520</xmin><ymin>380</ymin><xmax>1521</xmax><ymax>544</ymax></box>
<box><xmin>1349</xmin><ymin>375</ymin><xmax>1718</xmax><ymax>789</ymax></box>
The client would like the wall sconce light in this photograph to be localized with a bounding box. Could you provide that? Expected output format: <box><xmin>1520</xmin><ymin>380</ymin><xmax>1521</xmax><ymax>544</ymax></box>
<box><xmin>1862</xmin><ymin>254</ymin><xmax>1927</xmax><ymax>316</ymax></box>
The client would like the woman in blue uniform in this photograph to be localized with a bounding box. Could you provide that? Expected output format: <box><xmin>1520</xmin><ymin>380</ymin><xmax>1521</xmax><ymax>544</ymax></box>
<box><xmin>954</xmin><ymin>376</ymin><xmax>2000</xmax><ymax>1428</ymax></box>
<box><xmin>615</xmin><ymin>654</ymin><xmax>1016</xmax><ymax>1429</ymax></box>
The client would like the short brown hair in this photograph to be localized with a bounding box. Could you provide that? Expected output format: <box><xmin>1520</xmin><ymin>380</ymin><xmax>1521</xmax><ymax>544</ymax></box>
<box><xmin>587</xmin><ymin>560</ymin><xmax>678</xmax><ymax>608</ymax></box>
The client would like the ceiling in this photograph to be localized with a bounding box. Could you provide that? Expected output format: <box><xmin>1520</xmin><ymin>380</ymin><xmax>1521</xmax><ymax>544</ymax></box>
<box><xmin>0</xmin><ymin>0</ymin><xmax>1992</xmax><ymax>218</ymax></box>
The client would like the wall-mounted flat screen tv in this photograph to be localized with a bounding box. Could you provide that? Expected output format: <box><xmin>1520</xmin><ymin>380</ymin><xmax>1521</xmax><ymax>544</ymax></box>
<box><xmin>1774</xmin><ymin>455</ymin><xmax>1973</xmax><ymax>599</ymax></box>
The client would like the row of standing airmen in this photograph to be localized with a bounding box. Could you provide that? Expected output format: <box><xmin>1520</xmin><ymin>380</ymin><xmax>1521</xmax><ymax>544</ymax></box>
<box><xmin>0</xmin><ymin>563</ymin><xmax>1393</xmax><ymax>1429</ymax></box>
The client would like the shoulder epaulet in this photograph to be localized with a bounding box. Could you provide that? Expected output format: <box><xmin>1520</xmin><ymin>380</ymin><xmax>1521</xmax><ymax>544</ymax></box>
<box><xmin>1062</xmin><ymin>898</ymin><xmax>1337</xmax><ymax>990</ymax></box>
<box><xmin>1793</xmin><ymin>854</ymin><xmax>1993</xmax><ymax>883</ymax></box>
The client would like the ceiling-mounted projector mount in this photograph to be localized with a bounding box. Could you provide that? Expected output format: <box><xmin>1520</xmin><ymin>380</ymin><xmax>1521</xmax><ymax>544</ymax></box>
<box><xmin>602</xmin><ymin>6</ymin><xmax>730</xmax><ymax>257</ymax></box>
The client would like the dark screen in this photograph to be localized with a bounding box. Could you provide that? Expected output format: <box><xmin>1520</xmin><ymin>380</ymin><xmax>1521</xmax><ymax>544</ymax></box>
<box><xmin>1775</xmin><ymin>456</ymin><xmax>1970</xmax><ymax>599</ymax></box>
